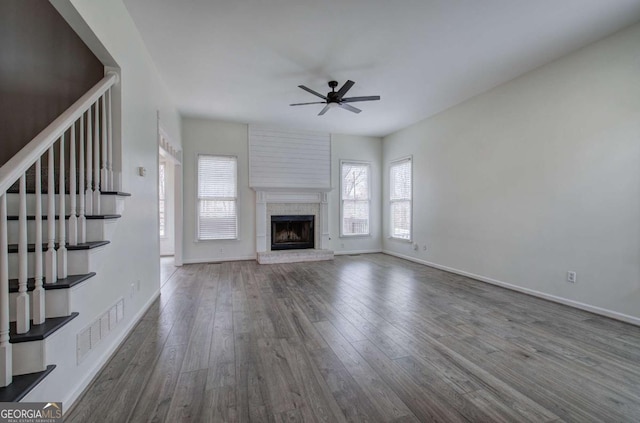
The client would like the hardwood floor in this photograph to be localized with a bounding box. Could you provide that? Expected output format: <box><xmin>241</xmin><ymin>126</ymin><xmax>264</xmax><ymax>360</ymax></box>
<box><xmin>65</xmin><ymin>254</ymin><xmax>640</xmax><ymax>422</ymax></box>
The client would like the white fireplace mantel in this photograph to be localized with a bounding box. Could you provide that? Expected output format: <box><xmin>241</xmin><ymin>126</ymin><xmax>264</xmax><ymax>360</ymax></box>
<box><xmin>254</xmin><ymin>188</ymin><xmax>330</xmax><ymax>253</ymax></box>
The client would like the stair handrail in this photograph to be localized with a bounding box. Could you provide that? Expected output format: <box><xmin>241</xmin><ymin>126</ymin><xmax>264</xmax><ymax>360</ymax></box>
<box><xmin>0</xmin><ymin>72</ymin><xmax>119</xmax><ymax>195</ymax></box>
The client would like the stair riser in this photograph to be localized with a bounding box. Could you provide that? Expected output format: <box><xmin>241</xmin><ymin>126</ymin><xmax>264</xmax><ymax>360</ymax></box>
<box><xmin>6</xmin><ymin>193</ymin><xmax>122</xmax><ymax>215</ymax></box>
<box><xmin>6</xmin><ymin>219</ymin><xmax>117</xmax><ymax>244</ymax></box>
<box><xmin>8</xmin><ymin>247</ymin><xmax>106</xmax><ymax>279</ymax></box>
<box><xmin>9</xmin><ymin>290</ymin><xmax>71</xmax><ymax>321</ymax></box>
<box><xmin>12</xmin><ymin>341</ymin><xmax>46</xmax><ymax>376</ymax></box>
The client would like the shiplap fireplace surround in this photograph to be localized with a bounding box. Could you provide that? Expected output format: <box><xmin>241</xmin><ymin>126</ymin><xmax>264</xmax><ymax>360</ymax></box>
<box><xmin>249</xmin><ymin>126</ymin><xmax>334</xmax><ymax>264</ymax></box>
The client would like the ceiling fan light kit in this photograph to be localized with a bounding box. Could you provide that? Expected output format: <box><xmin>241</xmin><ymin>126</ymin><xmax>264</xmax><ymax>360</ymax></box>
<box><xmin>290</xmin><ymin>80</ymin><xmax>380</xmax><ymax>116</ymax></box>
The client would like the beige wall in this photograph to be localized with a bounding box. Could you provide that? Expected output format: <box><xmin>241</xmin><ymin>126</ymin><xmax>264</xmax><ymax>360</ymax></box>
<box><xmin>182</xmin><ymin>118</ymin><xmax>256</xmax><ymax>262</ymax></box>
<box><xmin>383</xmin><ymin>23</ymin><xmax>640</xmax><ymax>322</ymax></box>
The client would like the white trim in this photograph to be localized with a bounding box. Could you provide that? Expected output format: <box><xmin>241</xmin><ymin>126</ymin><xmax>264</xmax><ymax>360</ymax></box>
<box><xmin>182</xmin><ymin>255</ymin><xmax>257</xmax><ymax>264</ymax></box>
<box><xmin>335</xmin><ymin>249</ymin><xmax>382</xmax><ymax>256</ymax></box>
<box><xmin>174</xmin><ymin>163</ymin><xmax>183</xmax><ymax>266</ymax></box>
<box><xmin>157</xmin><ymin>119</ymin><xmax>182</xmax><ymax>264</ymax></box>
<box><xmin>388</xmin><ymin>155</ymin><xmax>413</xmax><ymax>242</ymax></box>
<box><xmin>196</xmin><ymin>154</ymin><xmax>239</xmax><ymax>241</ymax></box>
<box><xmin>339</xmin><ymin>160</ymin><xmax>371</xmax><ymax>237</ymax></box>
<box><xmin>62</xmin><ymin>288</ymin><xmax>161</xmax><ymax>409</ymax></box>
<box><xmin>382</xmin><ymin>250</ymin><xmax>640</xmax><ymax>327</ymax></box>
<box><xmin>259</xmin><ymin>191</ymin><xmax>323</xmax><ymax>203</ymax></box>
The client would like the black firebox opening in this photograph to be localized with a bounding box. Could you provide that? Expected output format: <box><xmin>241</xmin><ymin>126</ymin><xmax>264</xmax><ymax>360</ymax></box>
<box><xmin>271</xmin><ymin>215</ymin><xmax>314</xmax><ymax>251</ymax></box>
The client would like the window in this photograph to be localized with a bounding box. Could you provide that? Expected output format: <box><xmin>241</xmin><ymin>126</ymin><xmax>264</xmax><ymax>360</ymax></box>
<box><xmin>159</xmin><ymin>162</ymin><xmax>166</xmax><ymax>237</ymax></box>
<box><xmin>197</xmin><ymin>155</ymin><xmax>238</xmax><ymax>240</ymax></box>
<box><xmin>341</xmin><ymin>161</ymin><xmax>370</xmax><ymax>236</ymax></box>
<box><xmin>389</xmin><ymin>157</ymin><xmax>412</xmax><ymax>240</ymax></box>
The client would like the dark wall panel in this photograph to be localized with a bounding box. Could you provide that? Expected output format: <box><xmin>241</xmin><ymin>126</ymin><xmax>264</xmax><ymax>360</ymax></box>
<box><xmin>0</xmin><ymin>0</ymin><xmax>104</xmax><ymax>166</ymax></box>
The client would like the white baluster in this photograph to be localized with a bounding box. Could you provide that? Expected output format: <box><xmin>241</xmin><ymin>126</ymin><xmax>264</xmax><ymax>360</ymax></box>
<box><xmin>78</xmin><ymin>114</ymin><xmax>86</xmax><ymax>243</ymax></box>
<box><xmin>93</xmin><ymin>101</ymin><xmax>100</xmax><ymax>215</ymax></box>
<box><xmin>101</xmin><ymin>94</ymin><xmax>108</xmax><ymax>191</ymax></box>
<box><xmin>58</xmin><ymin>135</ymin><xmax>67</xmax><ymax>280</ymax></box>
<box><xmin>68</xmin><ymin>122</ymin><xmax>78</xmax><ymax>246</ymax></box>
<box><xmin>33</xmin><ymin>158</ymin><xmax>45</xmax><ymax>325</ymax></box>
<box><xmin>16</xmin><ymin>175</ymin><xmax>30</xmax><ymax>334</ymax></box>
<box><xmin>0</xmin><ymin>194</ymin><xmax>12</xmax><ymax>386</ymax></box>
<box><xmin>107</xmin><ymin>88</ymin><xmax>113</xmax><ymax>190</ymax></box>
<box><xmin>46</xmin><ymin>146</ymin><xmax>57</xmax><ymax>284</ymax></box>
<box><xmin>85</xmin><ymin>105</ymin><xmax>93</xmax><ymax>217</ymax></box>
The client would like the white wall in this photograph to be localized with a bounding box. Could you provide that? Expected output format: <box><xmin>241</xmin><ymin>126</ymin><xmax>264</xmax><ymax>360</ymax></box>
<box><xmin>383</xmin><ymin>23</ymin><xmax>640</xmax><ymax>323</ymax></box>
<box><xmin>329</xmin><ymin>134</ymin><xmax>383</xmax><ymax>254</ymax></box>
<box><xmin>181</xmin><ymin>120</ymin><xmax>383</xmax><ymax>262</ymax></box>
<box><xmin>26</xmin><ymin>0</ymin><xmax>182</xmax><ymax>405</ymax></box>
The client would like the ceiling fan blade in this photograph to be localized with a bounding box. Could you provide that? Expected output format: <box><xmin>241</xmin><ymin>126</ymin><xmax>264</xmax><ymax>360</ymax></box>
<box><xmin>339</xmin><ymin>103</ymin><xmax>361</xmax><ymax>114</ymax></box>
<box><xmin>318</xmin><ymin>104</ymin><xmax>331</xmax><ymax>116</ymax></box>
<box><xmin>298</xmin><ymin>85</ymin><xmax>327</xmax><ymax>100</ymax></box>
<box><xmin>336</xmin><ymin>80</ymin><xmax>355</xmax><ymax>100</ymax></box>
<box><xmin>290</xmin><ymin>101</ymin><xmax>326</xmax><ymax>106</ymax></box>
<box><xmin>341</xmin><ymin>95</ymin><xmax>381</xmax><ymax>103</ymax></box>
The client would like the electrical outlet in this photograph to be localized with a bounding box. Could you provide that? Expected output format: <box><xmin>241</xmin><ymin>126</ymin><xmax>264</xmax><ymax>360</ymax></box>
<box><xmin>423</xmin><ymin>245</ymin><xmax>427</xmax><ymax>251</ymax></box>
<box><xmin>567</xmin><ymin>271</ymin><xmax>577</xmax><ymax>283</ymax></box>
<box><xmin>413</xmin><ymin>243</ymin><xmax>419</xmax><ymax>251</ymax></box>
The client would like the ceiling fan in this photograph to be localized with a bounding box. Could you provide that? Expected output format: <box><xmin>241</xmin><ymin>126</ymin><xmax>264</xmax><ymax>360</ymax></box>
<box><xmin>290</xmin><ymin>80</ymin><xmax>380</xmax><ymax>115</ymax></box>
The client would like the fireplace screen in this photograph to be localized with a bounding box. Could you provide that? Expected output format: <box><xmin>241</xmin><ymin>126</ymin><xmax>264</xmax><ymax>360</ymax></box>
<box><xmin>271</xmin><ymin>215</ymin><xmax>314</xmax><ymax>250</ymax></box>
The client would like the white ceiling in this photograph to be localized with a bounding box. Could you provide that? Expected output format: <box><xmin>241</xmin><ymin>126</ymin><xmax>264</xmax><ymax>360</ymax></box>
<box><xmin>123</xmin><ymin>0</ymin><xmax>640</xmax><ymax>137</ymax></box>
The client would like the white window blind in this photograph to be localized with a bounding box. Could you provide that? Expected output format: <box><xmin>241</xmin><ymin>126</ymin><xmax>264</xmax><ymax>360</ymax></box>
<box><xmin>197</xmin><ymin>155</ymin><xmax>238</xmax><ymax>240</ymax></box>
<box><xmin>341</xmin><ymin>161</ymin><xmax>370</xmax><ymax>236</ymax></box>
<box><xmin>390</xmin><ymin>157</ymin><xmax>412</xmax><ymax>240</ymax></box>
<box><xmin>159</xmin><ymin>162</ymin><xmax>166</xmax><ymax>238</ymax></box>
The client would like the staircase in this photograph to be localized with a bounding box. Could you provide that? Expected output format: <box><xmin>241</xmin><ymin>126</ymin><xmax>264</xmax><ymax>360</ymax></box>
<box><xmin>0</xmin><ymin>72</ymin><xmax>127</xmax><ymax>401</ymax></box>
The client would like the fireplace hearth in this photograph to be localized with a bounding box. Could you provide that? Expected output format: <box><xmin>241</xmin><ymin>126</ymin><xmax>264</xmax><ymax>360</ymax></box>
<box><xmin>271</xmin><ymin>215</ymin><xmax>314</xmax><ymax>250</ymax></box>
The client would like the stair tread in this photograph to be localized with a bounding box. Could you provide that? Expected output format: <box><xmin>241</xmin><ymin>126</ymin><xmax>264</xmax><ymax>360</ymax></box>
<box><xmin>9</xmin><ymin>313</ymin><xmax>78</xmax><ymax>343</ymax></box>
<box><xmin>101</xmin><ymin>191</ymin><xmax>131</xmax><ymax>196</ymax></box>
<box><xmin>7</xmin><ymin>214</ymin><xmax>121</xmax><ymax>220</ymax></box>
<box><xmin>7</xmin><ymin>189</ymin><xmax>131</xmax><ymax>196</ymax></box>
<box><xmin>8</xmin><ymin>273</ymin><xmax>97</xmax><ymax>293</ymax></box>
<box><xmin>0</xmin><ymin>365</ymin><xmax>55</xmax><ymax>402</ymax></box>
<box><xmin>8</xmin><ymin>240</ymin><xmax>110</xmax><ymax>253</ymax></box>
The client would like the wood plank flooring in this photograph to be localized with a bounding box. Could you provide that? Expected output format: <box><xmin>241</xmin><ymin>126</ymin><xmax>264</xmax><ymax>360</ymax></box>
<box><xmin>65</xmin><ymin>254</ymin><xmax>640</xmax><ymax>422</ymax></box>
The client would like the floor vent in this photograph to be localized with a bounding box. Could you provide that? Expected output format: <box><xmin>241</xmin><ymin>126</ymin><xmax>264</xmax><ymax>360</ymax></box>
<box><xmin>77</xmin><ymin>298</ymin><xmax>124</xmax><ymax>364</ymax></box>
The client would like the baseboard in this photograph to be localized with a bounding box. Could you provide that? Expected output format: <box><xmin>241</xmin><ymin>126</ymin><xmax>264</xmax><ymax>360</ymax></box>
<box><xmin>182</xmin><ymin>255</ymin><xmax>257</xmax><ymax>264</ymax></box>
<box><xmin>62</xmin><ymin>288</ymin><xmax>161</xmax><ymax>410</ymax></box>
<box><xmin>334</xmin><ymin>249</ymin><xmax>382</xmax><ymax>256</ymax></box>
<box><xmin>183</xmin><ymin>251</ymin><xmax>383</xmax><ymax>262</ymax></box>
<box><xmin>382</xmin><ymin>250</ymin><xmax>640</xmax><ymax>327</ymax></box>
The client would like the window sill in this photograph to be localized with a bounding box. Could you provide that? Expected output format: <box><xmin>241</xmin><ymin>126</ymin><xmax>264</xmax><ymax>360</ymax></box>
<box><xmin>340</xmin><ymin>234</ymin><xmax>372</xmax><ymax>239</ymax></box>
<box><xmin>195</xmin><ymin>238</ymin><xmax>240</xmax><ymax>243</ymax></box>
<box><xmin>387</xmin><ymin>236</ymin><xmax>412</xmax><ymax>243</ymax></box>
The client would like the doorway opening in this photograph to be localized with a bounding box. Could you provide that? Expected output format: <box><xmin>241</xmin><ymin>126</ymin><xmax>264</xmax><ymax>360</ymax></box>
<box><xmin>158</xmin><ymin>122</ymin><xmax>182</xmax><ymax>287</ymax></box>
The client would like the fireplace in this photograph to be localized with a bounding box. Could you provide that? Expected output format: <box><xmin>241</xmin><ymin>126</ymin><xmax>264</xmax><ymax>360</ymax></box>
<box><xmin>271</xmin><ymin>215</ymin><xmax>314</xmax><ymax>250</ymax></box>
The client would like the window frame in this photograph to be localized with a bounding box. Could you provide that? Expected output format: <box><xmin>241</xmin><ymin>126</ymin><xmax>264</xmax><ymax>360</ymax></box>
<box><xmin>339</xmin><ymin>160</ymin><xmax>372</xmax><ymax>238</ymax></box>
<box><xmin>196</xmin><ymin>153</ymin><xmax>239</xmax><ymax>241</ymax></box>
<box><xmin>388</xmin><ymin>156</ymin><xmax>413</xmax><ymax>242</ymax></box>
